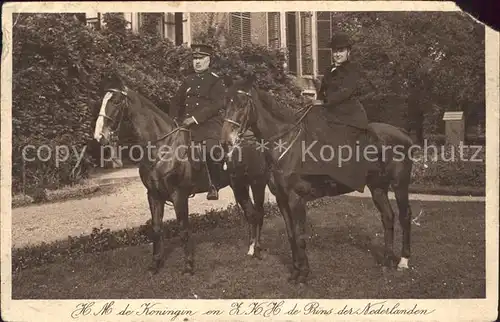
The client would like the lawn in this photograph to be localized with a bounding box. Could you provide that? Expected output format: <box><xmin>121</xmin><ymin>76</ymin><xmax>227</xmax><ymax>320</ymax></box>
<box><xmin>12</xmin><ymin>196</ymin><xmax>485</xmax><ymax>299</ymax></box>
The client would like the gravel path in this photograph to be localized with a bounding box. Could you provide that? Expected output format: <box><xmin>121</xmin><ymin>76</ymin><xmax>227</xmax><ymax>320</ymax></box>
<box><xmin>11</xmin><ymin>178</ymin><xmax>274</xmax><ymax>248</ymax></box>
<box><xmin>11</xmin><ymin>172</ymin><xmax>485</xmax><ymax>249</ymax></box>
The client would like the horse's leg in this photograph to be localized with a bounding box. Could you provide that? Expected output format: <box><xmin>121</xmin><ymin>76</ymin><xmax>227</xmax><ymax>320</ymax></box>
<box><xmin>148</xmin><ymin>191</ymin><xmax>166</xmax><ymax>273</ymax></box>
<box><xmin>367</xmin><ymin>179</ymin><xmax>396</xmax><ymax>268</ymax></box>
<box><xmin>250</xmin><ymin>179</ymin><xmax>267</xmax><ymax>259</ymax></box>
<box><xmin>392</xmin><ymin>161</ymin><xmax>413</xmax><ymax>271</ymax></box>
<box><xmin>289</xmin><ymin>189</ymin><xmax>309</xmax><ymax>285</ymax></box>
<box><xmin>274</xmin><ymin>188</ymin><xmax>300</xmax><ymax>282</ymax></box>
<box><xmin>171</xmin><ymin>189</ymin><xmax>194</xmax><ymax>275</ymax></box>
<box><xmin>230</xmin><ymin>178</ymin><xmax>257</xmax><ymax>256</ymax></box>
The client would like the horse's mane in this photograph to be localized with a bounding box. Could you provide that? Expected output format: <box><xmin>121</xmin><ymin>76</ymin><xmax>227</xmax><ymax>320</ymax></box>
<box><xmin>226</xmin><ymin>78</ymin><xmax>298</xmax><ymax>124</ymax></box>
<box><xmin>126</xmin><ymin>88</ymin><xmax>176</xmax><ymax>126</ymax></box>
<box><xmin>103</xmin><ymin>67</ymin><xmax>177</xmax><ymax>127</ymax></box>
<box><xmin>252</xmin><ymin>88</ymin><xmax>298</xmax><ymax>123</ymax></box>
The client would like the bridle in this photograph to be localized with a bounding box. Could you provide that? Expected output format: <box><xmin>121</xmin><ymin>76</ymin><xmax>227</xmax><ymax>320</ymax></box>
<box><xmin>224</xmin><ymin>88</ymin><xmax>314</xmax><ymax>160</ymax></box>
<box><xmin>100</xmin><ymin>88</ymin><xmax>190</xmax><ymax>146</ymax></box>
<box><xmin>224</xmin><ymin>90</ymin><xmax>255</xmax><ymax>146</ymax></box>
<box><xmin>99</xmin><ymin>88</ymin><xmax>129</xmax><ymax>141</ymax></box>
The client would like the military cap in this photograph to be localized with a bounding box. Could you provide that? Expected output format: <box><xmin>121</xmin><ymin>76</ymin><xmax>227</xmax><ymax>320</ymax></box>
<box><xmin>330</xmin><ymin>32</ymin><xmax>353</xmax><ymax>50</ymax></box>
<box><xmin>191</xmin><ymin>43</ymin><xmax>214</xmax><ymax>58</ymax></box>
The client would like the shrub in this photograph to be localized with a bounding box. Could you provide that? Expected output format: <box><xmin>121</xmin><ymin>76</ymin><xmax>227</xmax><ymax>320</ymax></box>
<box><xmin>411</xmin><ymin>144</ymin><xmax>485</xmax><ymax>187</ymax></box>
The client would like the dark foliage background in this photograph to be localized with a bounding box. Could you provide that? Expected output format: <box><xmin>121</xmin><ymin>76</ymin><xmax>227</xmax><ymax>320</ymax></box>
<box><xmin>12</xmin><ymin>12</ymin><xmax>485</xmax><ymax>194</ymax></box>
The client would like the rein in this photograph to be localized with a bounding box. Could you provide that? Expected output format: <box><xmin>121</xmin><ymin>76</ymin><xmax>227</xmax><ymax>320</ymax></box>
<box><xmin>225</xmin><ymin>88</ymin><xmax>314</xmax><ymax>160</ymax></box>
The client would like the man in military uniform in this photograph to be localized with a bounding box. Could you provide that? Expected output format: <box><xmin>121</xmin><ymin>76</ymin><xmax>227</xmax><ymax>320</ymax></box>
<box><xmin>168</xmin><ymin>44</ymin><xmax>227</xmax><ymax>200</ymax></box>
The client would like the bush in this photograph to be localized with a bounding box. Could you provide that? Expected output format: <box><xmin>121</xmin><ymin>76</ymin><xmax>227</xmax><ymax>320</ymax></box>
<box><xmin>12</xmin><ymin>13</ymin><xmax>305</xmax><ymax>195</ymax></box>
<box><xmin>411</xmin><ymin>144</ymin><xmax>485</xmax><ymax>187</ymax></box>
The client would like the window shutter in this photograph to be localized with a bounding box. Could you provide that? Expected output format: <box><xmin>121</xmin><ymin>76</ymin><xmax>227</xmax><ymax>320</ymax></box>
<box><xmin>267</xmin><ymin>12</ymin><xmax>280</xmax><ymax>48</ymax></box>
<box><xmin>242</xmin><ymin>13</ymin><xmax>251</xmax><ymax>44</ymax></box>
<box><xmin>286</xmin><ymin>12</ymin><xmax>298</xmax><ymax>75</ymax></box>
<box><xmin>230</xmin><ymin>13</ymin><xmax>243</xmax><ymax>47</ymax></box>
<box><xmin>300</xmin><ymin>12</ymin><xmax>313</xmax><ymax>75</ymax></box>
<box><xmin>230</xmin><ymin>12</ymin><xmax>251</xmax><ymax>47</ymax></box>
<box><xmin>317</xmin><ymin>11</ymin><xmax>333</xmax><ymax>75</ymax></box>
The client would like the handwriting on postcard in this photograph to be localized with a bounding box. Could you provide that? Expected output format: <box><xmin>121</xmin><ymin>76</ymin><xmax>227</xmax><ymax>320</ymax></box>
<box><xmin>71</xmin><ymin>300</ymin><xmax>436</xmax><ymax>320</ymax></box>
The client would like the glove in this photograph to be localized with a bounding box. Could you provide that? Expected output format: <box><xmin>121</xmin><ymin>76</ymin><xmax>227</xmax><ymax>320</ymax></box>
<box><xmin>181</xmin><ymin>117</ymin><xmax>196</xmax><ymax>127</ymax></box>
<box><xmin>312</xmin><ymin>99</ymin><xmax>324</xmax><ymax>106</ymax></box>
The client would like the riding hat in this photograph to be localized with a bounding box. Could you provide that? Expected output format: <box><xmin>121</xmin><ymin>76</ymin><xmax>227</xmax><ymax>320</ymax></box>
<box><xmin>191</xmin><ymin>43</ymin><xmax>213</xmax><ymax>58</ymax></box>
<box><xmin>330</xmin><ymin>32</ymin><xmax>353</xmax><ymax>50</ymax></box>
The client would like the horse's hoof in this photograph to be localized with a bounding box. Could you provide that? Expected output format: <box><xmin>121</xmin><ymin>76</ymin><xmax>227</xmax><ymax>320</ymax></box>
<box><xmin>397</xmin><ymin>265</ymin><xmax>409</xmax><ymax>272</ymax></box>
<box><xmin>182</xmin><ymin>266</ymin><xmax>194</xmax><ymax>276</ymax></box>
<box><xmin>397</xmin><ymin>257</ymin><xmax>410</xmax><ymax>271</ymax></box>
<box><xmin>148</xmin><ymin>259</ymin><xmax>164</xmax><ymax>274</ymax></box>
<box><xmin>182</xmin><ymin>270</ymin><xmax>194</xmax><ymax>276</ymax></box>
<box><xmin>297</xmin><ymin>275</ymin><xmax>308</xmax><ymax>286</ymax></box>
<box><xmin>252</xmin><ymin>250</ymin><xmax>263</xmax><ymax>260</ymax></box>
<box><xmin>288</xmin><ymin>271</ymin><xmax>300</xmax><ymax>283</ymax></box>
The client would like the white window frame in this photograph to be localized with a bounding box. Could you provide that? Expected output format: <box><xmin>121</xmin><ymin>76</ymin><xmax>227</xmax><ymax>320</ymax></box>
<box><xmin>183</xmin><ymin>12</ymin><xmax>191</xmax><ymax>46</ymax></box>
<box><xmin>85</xmin><ymin>11</ymin><xmax>104</xmax><ymax>30</ymax></box>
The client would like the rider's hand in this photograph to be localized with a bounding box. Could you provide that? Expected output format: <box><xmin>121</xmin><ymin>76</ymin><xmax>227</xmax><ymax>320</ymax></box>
<box><xmin>181</xmin><ymin>117</ymin><xmax>196</xmax><ymax>127</ymax></box>
<box><xmin>312</xmin><ymin>99</ymin><xmax>324</xmax><ymax>106</ymax></box>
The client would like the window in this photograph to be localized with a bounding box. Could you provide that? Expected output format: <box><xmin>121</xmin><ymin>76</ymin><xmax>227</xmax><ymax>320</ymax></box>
<box><xmin>163</xmin><ymin>13</ymin><xmax>185</xmax><ymax>45</ymax></box>
<box><xmin>123</xmin><ymin>13</ymin><xmax>133</xmax><ymax>30</ymax></box>
<box><xmin>316</xmin><ymin>12</ymin><xmax>334</xmax><ymax>75</ymax></box>
<box><xmin>138</xmin><ymin>13</ymin><xmax>164</xmax><ymax>36</ymax></box>
<box><xmin>267</xmin><ymin>12</ymin><xmax>281</xmax><ymax>48</ymax></box>
<box><xmin>85</xmin><ymin>11</ymin><xmax>102</xmax><ymax>30</ymax></box>
<box><xmin>230</xmin><ymin>12</ymin><xmax>251</xmax><ymax>47</ymax></box>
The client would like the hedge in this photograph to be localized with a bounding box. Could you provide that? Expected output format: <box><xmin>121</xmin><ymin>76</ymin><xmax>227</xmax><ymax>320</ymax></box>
<box><xmin>12</xmin><ymin>13</ymin><xmax>305</xmax><ymax>195</ymax></box>
<box><xmin>410</xmin><ymin>144</ymin><xmax>485</xmax><ymax>188</ymax></box>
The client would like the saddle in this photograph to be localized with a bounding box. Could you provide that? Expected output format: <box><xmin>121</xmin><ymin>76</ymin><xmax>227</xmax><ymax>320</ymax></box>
<box><xmin>294</xmin><ymin>106</ymin><xmax>376</xmax><ymax>192</ymax></box>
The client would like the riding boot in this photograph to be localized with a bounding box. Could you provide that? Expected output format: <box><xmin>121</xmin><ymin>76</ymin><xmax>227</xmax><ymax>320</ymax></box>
<box><xmin>204</xmin><ymin>159</ymin><xmax>220</xmax><ymax>200</ymax></box>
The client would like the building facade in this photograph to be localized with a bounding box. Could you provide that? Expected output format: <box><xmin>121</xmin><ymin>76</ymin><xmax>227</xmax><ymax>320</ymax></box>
<box><xmin>84</xmin><ymin>11</ymin><xmax>338</xmax><ymax>92</ymax></box>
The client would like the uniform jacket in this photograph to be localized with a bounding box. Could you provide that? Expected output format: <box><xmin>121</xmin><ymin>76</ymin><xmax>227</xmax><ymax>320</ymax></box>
<box><xmin>317</xmin><ymin>61</ymin><xmax>368</xmax><ymax>130</ymax></box>
<box><xmin>169</xmin><ymin>69</ymin><xmax>227</xmax><ymax>142</ymax></box>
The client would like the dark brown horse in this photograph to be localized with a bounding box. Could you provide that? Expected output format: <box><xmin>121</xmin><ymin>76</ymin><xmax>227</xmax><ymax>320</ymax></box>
<box><xmin>221</xmin><ymin>78</ymin><xmax>414</xmax><ymax>284</ymax></box>
<box><xmin>92</xmin><ymin>75</ymin><xmax>270</xmax><ymax>274</ymax></box>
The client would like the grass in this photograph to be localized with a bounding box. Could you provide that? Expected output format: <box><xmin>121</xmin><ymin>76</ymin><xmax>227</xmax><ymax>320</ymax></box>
<box><xmin>12</xmin><ymin>196</ymin><xmax>485</xmax><ymax>299</ymax></box>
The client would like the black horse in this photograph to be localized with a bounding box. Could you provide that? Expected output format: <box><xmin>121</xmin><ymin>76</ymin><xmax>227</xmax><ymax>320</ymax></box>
<box><xmin>221</xmin><ymin>78</ymin><xmax>414</xmax><ymax>285</ymax></box>
<box><xmin>92</xmin><ymin>74</ymin><xmax>270</xmax><ymax>274</ymax></box>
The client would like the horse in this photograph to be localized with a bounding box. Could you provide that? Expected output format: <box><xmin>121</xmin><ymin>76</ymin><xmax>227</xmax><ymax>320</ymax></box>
<box><xmin>221</xmin><ymin>78</ymin><xmax>414</xmax><ymax>285</ymax></box>
<box><xmin>92</xmin><ymin>74</ymin><xmax>270</xmax><ymax>274</ymax></box>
